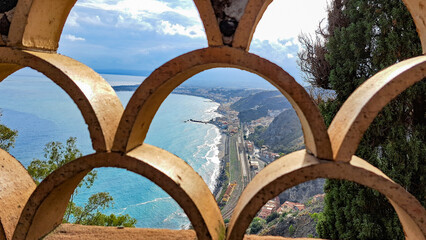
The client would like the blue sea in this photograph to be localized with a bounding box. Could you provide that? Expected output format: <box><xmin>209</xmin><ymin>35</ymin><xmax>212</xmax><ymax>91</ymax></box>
<box><xmin>0</xmin><ymin>69</ymin><xmax>222</xmax><ymax>229</ymax></box>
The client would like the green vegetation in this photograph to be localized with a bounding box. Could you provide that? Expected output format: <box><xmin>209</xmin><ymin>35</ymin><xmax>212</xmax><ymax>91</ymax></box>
<box><xmin>249</xmin><ymin>217</ymin><xmax>266</xmax><ymax>234</ymax></box>
<box><xmin>27</xmin><ymin>137</ymin><xmax>137</xmax><ymax>227</ymax></box>
<box><xmin>298</xmin><ymin>0</ymin><xmax>425</xmax><ymax>239</ymax></box>
<box><xmin>250</xmin><ymin>195</ymin><xmax>324</xmax><ymax>238</ymax></box>
<box><xmin>0</xmin><ymin>112</ymin><xmax>18</xmax><ymax>151</ymax></box>
<box><xmin>266</xmin><ymin>212</ymin><xmax>279</xmax><ymax>223</ymax></box>
<box><xmin>247</xmin><ymin>125</ymin><xmax>266</xmax><ymax>148</ymax></box>
<box><xmin>288</xmin><ymin>224</ymin><xmax>295</xmax><ymax>235</ymax></box>
<box><xmin>0</xmin><ymin>116</ymin><xmax>134</xmax><ymax>227</ymax></box>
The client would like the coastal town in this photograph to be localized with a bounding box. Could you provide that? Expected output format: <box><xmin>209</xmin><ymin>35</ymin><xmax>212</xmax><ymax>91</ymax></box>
<box><xmin>114</xmin><ymin>85</ymin><xmax>325</xmax><ymax>235</ymax></box>
<box><xmin>175</xmin><ymin>86</ymin><xmax>321</xmax><ymax>225</ymax></box>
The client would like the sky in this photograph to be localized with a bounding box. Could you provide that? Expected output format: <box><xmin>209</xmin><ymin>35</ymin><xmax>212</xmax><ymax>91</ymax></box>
<box><xmin>58</xmin><ymin>0</ymin><xmax>329</xmax><ymax>88</ymax></box>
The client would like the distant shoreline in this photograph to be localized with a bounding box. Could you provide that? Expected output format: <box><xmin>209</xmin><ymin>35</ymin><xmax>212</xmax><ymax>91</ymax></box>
<box><xmin>113</xmin><ymin>84</ymin><xmax>230</xmax><ymax>202</ymax></box>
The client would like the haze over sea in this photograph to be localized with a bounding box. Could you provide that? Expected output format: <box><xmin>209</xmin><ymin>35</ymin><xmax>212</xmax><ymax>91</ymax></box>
<box><xmin>0</xmin><ymin>69</ymin><xmax>224</xmax><ymax>229</ymax></box>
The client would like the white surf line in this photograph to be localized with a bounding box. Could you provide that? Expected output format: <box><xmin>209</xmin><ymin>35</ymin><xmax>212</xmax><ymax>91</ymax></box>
<box><xmin>116</xmin><ymin>197</ymin><xmax>173</xmax><ymax>214</ymax></box>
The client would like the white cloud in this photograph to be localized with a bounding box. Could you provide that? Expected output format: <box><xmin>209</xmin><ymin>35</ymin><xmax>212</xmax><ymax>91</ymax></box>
<box><xmin>249</xmin><ymin>0</ymin><xmax>328</xmax><ymax>73</ymax></box>
<box><xmin>65</xmin><ymin>10</ymin><xmax>104</xmax><ymax>28</ymax></box>
<box><xmin>67</xmin><ymin>12</ymin><xmax>80</xmax><ymax>27</ymax></box>
<box><xmin>158</xmin><ymin>20</ymin><xmax>204</xmax><ymax>38</ymax></box>
<box><xmin>80</xmin><ymin>15</ymin><xmax>103</xmax><ymax>25</ymax></box>
<box><xmin>253</xmin><ymin>0</ymin><xmax>328</xmax><ymax>43</ymax></box>
<box><xmin>64</xmin><ymin>34</ymin><xmax>85</xmax><ymax>41</ymax></box>
<box><xmin>116</xmin><ymin>14</ymin><xmax>154</xmax><ymax>31</ymax></box>
<box><xmin>75</xmin><ymin>0</ymin><xmax>204</xmax><ymax>38</ymax></box>
<box><xmin>77</xmin><ymin>0</ymin><xmax>196</xmax><ymax>17</ymax></box>
<box><xmin>284</xmin><ymin>41</ymin><xmax>293</xmax><ymax>47</ymax></box>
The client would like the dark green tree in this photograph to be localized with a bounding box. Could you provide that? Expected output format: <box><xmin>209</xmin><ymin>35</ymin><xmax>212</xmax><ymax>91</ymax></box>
<box><xmin>0</xmin><ymin>112</ymin><xmax>18</xmax><ymax>151</ymax></box>
<box><xmin>266</xmin><ymin>212</ymin><xmax>279</xmax><ymax>223</ymax></box>
<box><xmin>299</xmin><ymin>0</ymin><xmax>425</xmax><ymax>239</ymax></box>
<box><xmin>28</xmin><ymin>137</ymin><xmax>137</xmax><ymax>227</ymax></box>
<box><xmin>249</xmin><ymin>217</ymin><xmax>266</xmax><ymax>234</ymax></box>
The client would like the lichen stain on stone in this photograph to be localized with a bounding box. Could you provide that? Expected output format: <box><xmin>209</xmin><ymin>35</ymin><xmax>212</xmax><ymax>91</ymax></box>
<box><xmin>0</xmin><ymin>14</ymin><xmax>11</xmax><ymax>36</ymax></box>
<box><xmin>0</xmin><ymin>0</ymin><xmax>16</xmax><ymax>42</ymax></box>
<box><xmin>210</xmin><ymin>0</ymin><xmax>249</xmax><ymax>45</ymax></box>
<box><xmin>0</xmin><ymin>0</ymin><xmax>18</xmax><ymax>13</ymax></box>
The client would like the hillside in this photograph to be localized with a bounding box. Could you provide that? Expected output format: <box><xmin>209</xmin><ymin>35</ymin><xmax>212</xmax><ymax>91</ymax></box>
<box><xmin>278</xmin><ymin>179</ymin><xmax>325</xmax><ymax>204</ymax></box>
<box><xmin>248</xmin><ymin>109</ymin><xmax>304</xmax><ymax>154</ymax></box>
<box><xmin>260</xmin><ymin>198</ymin><xmax>324</xmax><ymax>238</ymax></box>
<box><xmin>231</xmin><ymin>91</ymin><xmax>291</xmax><ymax>122</ymax></box>
<box><xmin>261</xmin><ymin>109</ymin><xmax>304</xmax><ymax>153</ymax></box>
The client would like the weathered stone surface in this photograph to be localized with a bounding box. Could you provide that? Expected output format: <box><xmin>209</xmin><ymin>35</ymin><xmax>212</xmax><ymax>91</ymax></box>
<box><xmin>44</xmin><ymin>224</ymin><xmax>324</xmax><ymax>240</ymax></box>
<box><xmin>0</xmin><ymin>0</ymin><xmax>17</xmax><ymax>13</ymax></box>
<box><xmin>0</xmin><ymin>149</ymin><xmax>36</xmax><ymax>240</ymax></box>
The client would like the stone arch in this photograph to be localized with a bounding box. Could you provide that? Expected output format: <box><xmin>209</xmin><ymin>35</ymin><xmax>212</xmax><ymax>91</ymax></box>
<box><xmin>232</xmin><ymin>0</ymin><xmax>272</xmax><ymax>50</ymax></box>
<box><xmin>328</xmin><ymin>55</ymin><xmax>426</xmax><ymax>161</ymax></box>
<box><xmin>193</xmin><ymin>0</ymin><xmax>223</xmax><ymax>46</ymax></box>
<box><xmin>8</xmin><ymin>0</ymin><xmax>77</xmax><ymax>50</ymax></box>
<box><xmin>402</xmin><ymin>0</ymin><xmax>426</xmax><ymax>53</ymax></box>
<box><xmin>0</xmin><ymin>48</ymin><xmax>123</xmax><ymax>152</ymax></box>
<box><xmin>0</xmin><ymin>149</ymin><xmax>36</xmax><ymax>240</ymax></box>
<box><xmin>13</xmin><ymin>144</ymin><xmax>224</xmax><ymax>240</ymax></box>
<box><xmin>226</xmin><ymin>150</ymin><xmax>426</xmax><ymax>240</ymax></box>
<box><xmin>113</xmin><ymin>47</ymin><xmax>332</xmax><ymax>160</ymax></box>
<box><xmin>5</xmin><ymin>0</ymin><xmax>425</xmax><ymax>53</ymax></box>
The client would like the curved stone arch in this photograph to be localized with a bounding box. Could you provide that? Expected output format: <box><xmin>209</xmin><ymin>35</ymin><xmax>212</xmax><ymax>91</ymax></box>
<box><xmin>0</xmin><ymin>149</ymin><xmax>36</xmax><ymax>240</ymax></box>
<box><xmin>5</xmin><ymin>0</ymin><xmax>426</xmax><ymax>53</ymax></box>
<box><xmin>13</xmin><ymin>144</ymin><xmax>224</xmax><ymax>240</ymax></box>
<box><xmin>402</xmin><ymin>0</ymin><xmax>426</xmax><ymax>53</ymax></box>
<box><xmin>226</xmin><ymin>150</ymin><xmax>426</xmax><ymax>240</ymax></box>
<box><xmin>113</xmin><ymin>47</ymin><xmax>332</xmax><ymax>160</ymax></box>
<box><xmin>0</xmin><ymin>48</ymin><xmax>123</xmax><ymax>152</ymax></box>
<box><xmin>232</xmin><ymin>0</ymin><xmax>272</xmax><ymax>50</ymax></box>
<box><xmin>328</xmin><ymin>55</ymin><xmax>426</xmax><ymax>161</ymax></box>
<box><xmin>8</xmin><ymin>0</ymin><xmax>76</xmax><ymax>50</ymax></box>
<box><xmin>193</xmin><ymin>0</ymin><xmax>223</xmax><ymax>46</ymax></box>
<box><xmin>8</xmin><ymin>0</ymin><xmax>225</xmax><ymax>51</ymax></box>
<box><xmin>0</xmin><ymin>64</ymin><xmax>23</xmax><ymax>81</ymax></box>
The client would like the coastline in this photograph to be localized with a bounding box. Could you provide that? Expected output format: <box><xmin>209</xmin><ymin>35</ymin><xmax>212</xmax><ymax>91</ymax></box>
<box><xmin>213</xmin><ymin>133</ymin><xmax>227</xmax><ymax>199</ymax></box>
<box><xmin>113</xmin><ymin>86</ymin><xmax>229</xmax><ymax>217</ymax></box>
<box><xmin>179</xmin><ymin>93</ymin><xmax>228</xmax><ymax>201</ymax></box>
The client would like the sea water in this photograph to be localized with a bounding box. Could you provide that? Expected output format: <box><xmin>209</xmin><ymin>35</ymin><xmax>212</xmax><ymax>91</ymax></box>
<box><xmin>0</xmin><ymin>70</ymin><xmax>221</xmax><ymax>229</ymax></box>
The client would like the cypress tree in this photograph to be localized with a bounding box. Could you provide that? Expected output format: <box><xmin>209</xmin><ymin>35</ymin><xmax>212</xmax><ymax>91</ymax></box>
<box><xmin>299</xmin><ymin>0</ymin><xmax>425</xmax><ymax>239</ymax></box>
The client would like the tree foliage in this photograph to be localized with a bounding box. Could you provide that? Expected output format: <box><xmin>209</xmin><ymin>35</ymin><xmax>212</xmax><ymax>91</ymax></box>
<box><xmin>28</xmin><ymin>137</ymin><xmax>137</xmax><ymax>227</ymax></box>
<box><xmin>266</xmin><ymin>212</ymin><xmax>279</xmax><ymax>223</ymax></box>
<box><xmin>0</xmin><ymin>112</ymin><xmax>18</xmax><ymax>151</ymax></box>
<box><xmin>298</xmin><ymin>0</ymin><xmax>425</xmax><ymax>239</ymax></box>
<box><xmin>249</xmin><ymin>217</ymin><xmax>266</xmax><ymax>234</ymax></box>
